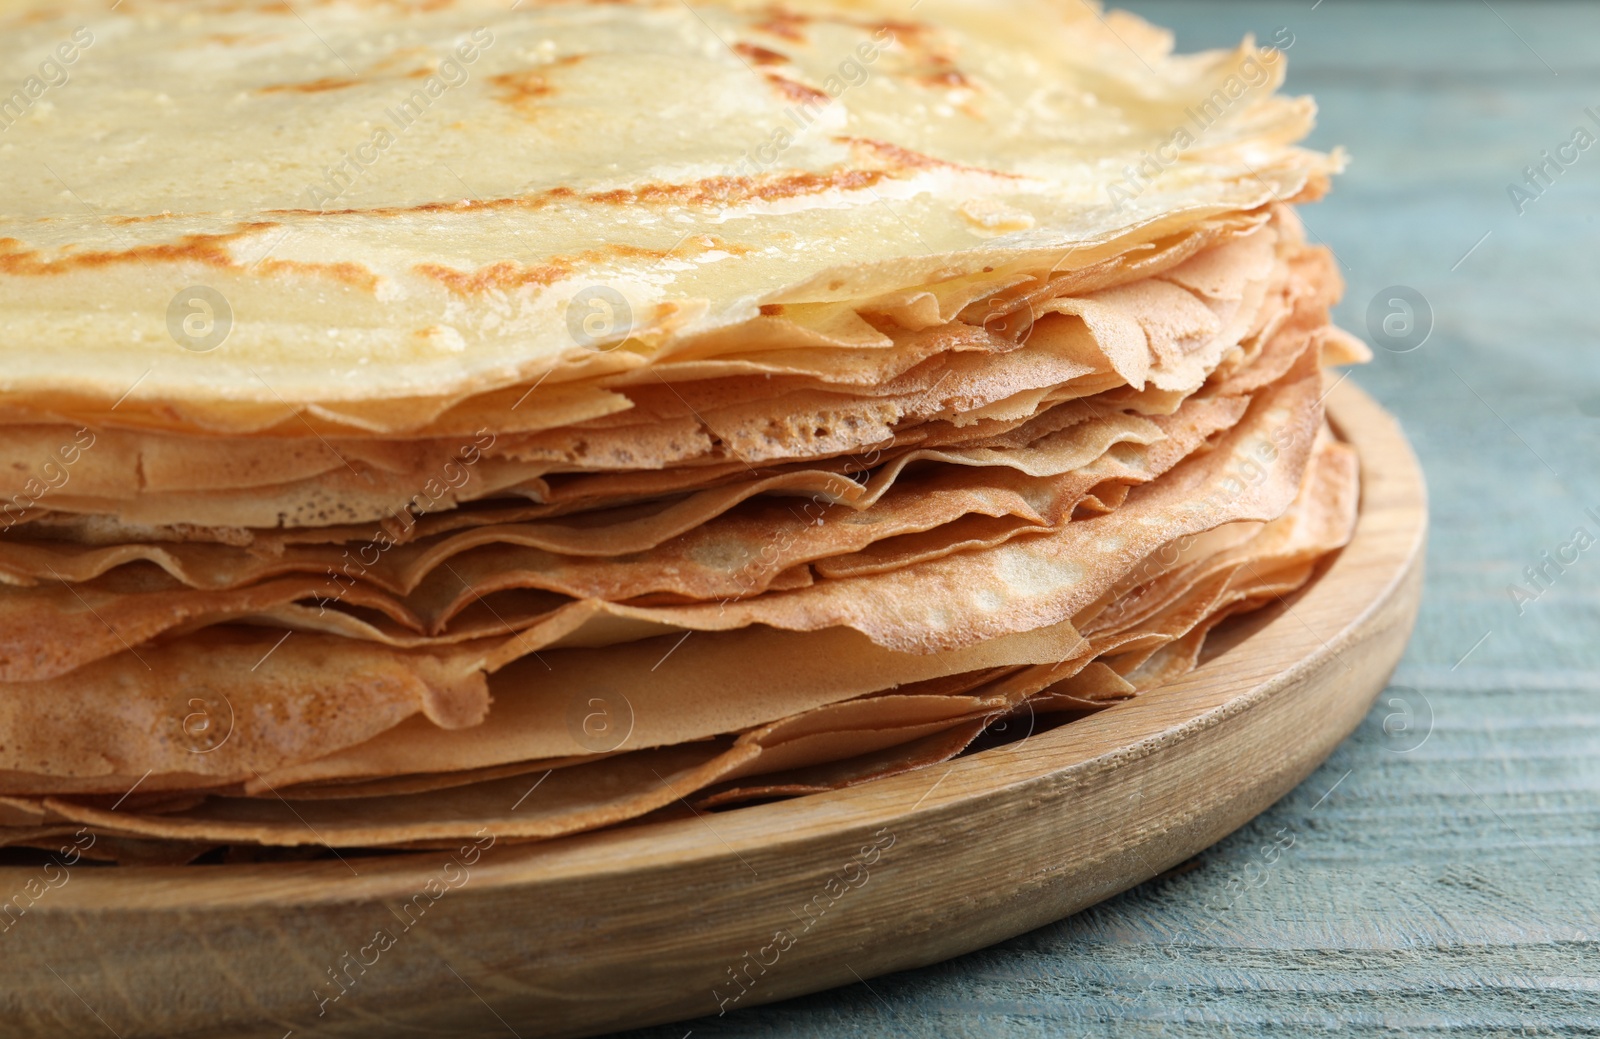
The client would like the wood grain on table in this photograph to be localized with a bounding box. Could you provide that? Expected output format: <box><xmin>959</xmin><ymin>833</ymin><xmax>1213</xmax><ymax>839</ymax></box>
<box><xmin>618</xmin><ymin>2</ymin><xmax>1600</xmax><ymax>1035</ymax></box>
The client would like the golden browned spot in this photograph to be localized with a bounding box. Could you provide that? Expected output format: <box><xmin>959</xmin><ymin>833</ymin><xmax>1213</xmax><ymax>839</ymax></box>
<box><xmin>839</xmin><ymin>136</ymin><xmax>941</xmax><ymax>169</ymax></box>
<box><xmin>923</xmin><ymin>68</ymin><xmax>972</xmax><ymax>88</ymax></box>
<box><xmin>415</xmin><ymin>260</ymin><xmax>572</xmax><ymax>295</ymax></box>
<box><xmin>416</xmin><ymin>238</ymin><xmax>749</xmax><ymax>297</ymax></box>
<box><xmin>838</xmin><ymin>136</ymin><xmax>1022</xmax><ymax>180</ymax></box>
<box><xmin>488</xmin><ymin>60</ymin><xmax>581</xmax><ymax>115</ymax></box>
<box><xmin>492</xmin><ymin>70</ymin><xmax>553</xmax><ymax>103</ymax></box>
<box><xmin>850</xmin><ymin>18</ymin><xmax>964</xmax><ymax>70</ymax></box>
<box><xmin>734</xmin><ymin>42</ymin><xmax>788</xmax><ymax>66</ymax></box>
<box><xmin>759</xmin><ymin>303</ymin><xmax>785</xmax><ymax>317</ymax></box>
<box><xmin>765</xmin><ymin>74</ymin><xmax>829</xmax><ymax>106</ymax></box>
<box><xmin>108</xmin><ymin>212</ymin><xmax>178</xmax><ymax>226</ymax></box>
<box><xmin>590</xmin><ymin>169</ymin><xmax>892</xmax><ymax>207</ymax></box>
<box><xmin>871</xmin><ymin>20</ymin><xmax>933</xmax><ymax>42</ymax></box>
<box><xmin>260</xmin><ymin>76</ymin><xmax>361</xmax><ymax>94</ymax></box>
<box><xmin>0</xmin><ymin>224</ymin><xmax>378</xmax><ymax>292</ymax></box>
<box><xmin>273</xmin><ymin>197</ymin><xmax>510</xmax><ymax>218</ymax></box>
<box><xmin>916</xmin><ymin>52</ymin><xmax>974</xmax><ymax>89</ymax></box>
<box><xmin>753</xmin><ymin>9</ymin><xmax>809</xmax><ymax>42</ymax></box>
<box><xmin>269</xmin><ymin>159</ymin><xmax>978</xmax><ymax>220</ymax></box>
<box><xmin>257</xmin><ymin>259</ymin><xmax>380</xmax><ymax>292</ymax></box>
<box><xmin>0</xmin><ymin>226</ymin><xmax>270</xmax><ymax>275</ymax></box>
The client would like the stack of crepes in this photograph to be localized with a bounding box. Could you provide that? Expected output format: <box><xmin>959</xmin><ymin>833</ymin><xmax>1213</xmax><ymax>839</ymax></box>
<box><xmin>0</xmin><ymin>0</ymin><xmax>1365</xmax><ymax>861</ymax></box>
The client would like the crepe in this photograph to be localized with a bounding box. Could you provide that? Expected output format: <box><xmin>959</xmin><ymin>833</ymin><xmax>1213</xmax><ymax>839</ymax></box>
<box><xmin>32</xmin><ymin>425</ymin><xmax>1361</xmax><ymax>845</ymax></box>
<box><xmin>0</xmin><ymin>0</ymin><xmax>1366</xmax><ymax>859</ymax></box>
<box><xmin>0</xmin><ymin>214</ymin><xmax>1317</xmax><ymax>530</ymax></box>
<box><xmin>0</xmin><ymin>0</ymin><xmax>1335</xmax><ymax>425</ymax></box>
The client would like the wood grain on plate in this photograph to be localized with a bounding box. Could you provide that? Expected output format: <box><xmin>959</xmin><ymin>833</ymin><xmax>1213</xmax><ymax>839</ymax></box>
<box><xmin>0</xmin><ymin>380</ymin><xmax>1425</xmax><ymax>1039</ymax></box>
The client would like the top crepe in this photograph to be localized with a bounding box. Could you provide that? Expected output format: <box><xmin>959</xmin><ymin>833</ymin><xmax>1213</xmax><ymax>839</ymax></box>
<box><xmin>0</xmin><ymin>0</ymin><xmax>1335</xmax><ymax>427</ymax></box>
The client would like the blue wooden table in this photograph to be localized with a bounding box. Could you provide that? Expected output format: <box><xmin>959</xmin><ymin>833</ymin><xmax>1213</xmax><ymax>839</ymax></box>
<box><xmin>618</xmin><ymin>2</ymin><xmax>1600</xmax><ymax>1034</ymax></box>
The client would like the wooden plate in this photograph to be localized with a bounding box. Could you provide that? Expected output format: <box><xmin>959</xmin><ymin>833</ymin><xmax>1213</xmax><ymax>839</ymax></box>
<box><xmin>2</xmin><ymin>380</ymin><xmax>1426</xmax><ymax>1039</ymax></box>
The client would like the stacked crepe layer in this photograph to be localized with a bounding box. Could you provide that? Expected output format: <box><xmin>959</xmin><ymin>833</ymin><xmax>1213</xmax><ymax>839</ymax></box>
<box><xmin>0</xmin><ymin>0</ymin><xmax>1364</xmax><ymax>861</ymax></box>
<box><xmin>0</xmin><ymin>206</ymin><xmax>1366</xmax><ymax>858</ymax></box>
